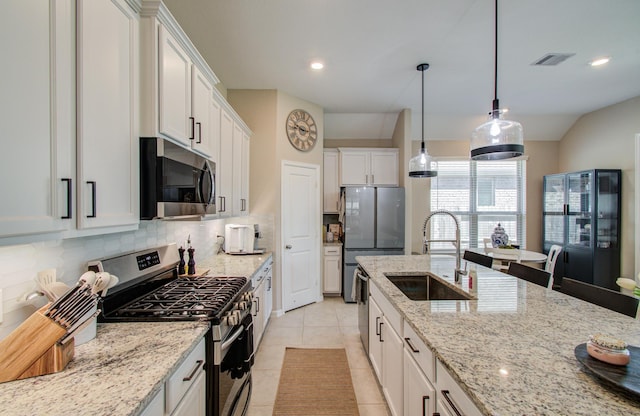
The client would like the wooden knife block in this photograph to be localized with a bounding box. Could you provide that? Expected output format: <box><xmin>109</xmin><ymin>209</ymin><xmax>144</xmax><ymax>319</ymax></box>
<box><xmin>0</xmin><ymin>305</ymin><xmax>75</xmax><ymax>383</ymax></box>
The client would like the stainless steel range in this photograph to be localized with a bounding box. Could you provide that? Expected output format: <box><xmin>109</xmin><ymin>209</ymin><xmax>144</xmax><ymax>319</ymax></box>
<box><xmin>90</xmin><ymin>244</ymin><xmax>254</xmax><ymax>416</ymax></box>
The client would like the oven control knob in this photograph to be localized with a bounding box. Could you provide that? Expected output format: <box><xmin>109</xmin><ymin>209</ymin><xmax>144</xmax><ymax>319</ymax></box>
<box><xmin>244</xmin><ymin>292</ymin><xmax>253</xmax><ymax>301</ymax></box>
<box><xmin>226</xmin><ymin>312</ymin><xmax>238</xmax><ymax>326</ymax></box>
<box><xmin>233</xmin><ymin>310</ymin><xmax>242</xmax><ymax>323</ymax></box>
<box><xmin>238</xmin><ymin>301</ymin><xmax>248</xmax><ymax>310</ymax></box>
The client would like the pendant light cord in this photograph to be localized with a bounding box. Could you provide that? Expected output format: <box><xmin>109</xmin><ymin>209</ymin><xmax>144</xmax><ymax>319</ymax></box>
<box><xmin>492</xmin><ymin>0</ymin><xmax>500</xmax><ymax>115</ymax></box>
<box><xmin>421</xmin><ymin>65</ymin><xmax>425</xmax><ymax>152</ymax></box>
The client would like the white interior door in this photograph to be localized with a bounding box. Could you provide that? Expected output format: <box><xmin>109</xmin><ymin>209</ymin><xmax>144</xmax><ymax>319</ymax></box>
<box><xmin>282</xmin><ymin>161</ymin><xmax>321</xmax><ymax>311</ymax></box>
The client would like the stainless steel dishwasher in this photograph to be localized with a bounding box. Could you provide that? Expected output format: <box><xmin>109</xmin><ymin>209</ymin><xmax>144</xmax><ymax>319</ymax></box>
<box><xmin>355</xmin><ymin>266</ymin><xmax>369</xmax><ymax>354</ymax></box>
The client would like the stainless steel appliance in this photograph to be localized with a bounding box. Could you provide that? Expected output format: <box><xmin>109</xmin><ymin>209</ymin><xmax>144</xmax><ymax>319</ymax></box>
<box><xmin>355</xmin><ymin>266</ymin><xmax>369</xmax><ymax>354</ymax></box>
<box><xmin>342</xmin><ymin>187</ymin><xmax>405</xmax><ymax>302</ymax></box>
<box><xmin>91</xmin><ymin>244</ymin><xmax>253</xmax><ymax>416</ymax></box>
<box><xmin>140</xmin><ymin>138</ymin><xmax>216</xmax><ymax>220</ymax></box>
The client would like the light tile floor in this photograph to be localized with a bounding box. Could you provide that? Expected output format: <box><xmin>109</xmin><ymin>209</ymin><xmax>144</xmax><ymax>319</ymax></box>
<box><xmin>247</xmin><ymin>296</ymin><xmax>390</xmax><ymax>416</ymax></box>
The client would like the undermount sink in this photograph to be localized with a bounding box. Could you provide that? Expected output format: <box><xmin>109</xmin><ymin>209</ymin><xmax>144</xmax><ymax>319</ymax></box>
<box><xmin>384</xmin><ymin>273</ymin><xmax>474</xmax><ymax>301</ymax></box>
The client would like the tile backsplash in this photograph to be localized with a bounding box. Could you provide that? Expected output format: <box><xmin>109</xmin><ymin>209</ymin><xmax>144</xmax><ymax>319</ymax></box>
<box><xmin>0</xmin><ymin>214</ymin><xmax>273</xmax><ymax>339</ymax></box>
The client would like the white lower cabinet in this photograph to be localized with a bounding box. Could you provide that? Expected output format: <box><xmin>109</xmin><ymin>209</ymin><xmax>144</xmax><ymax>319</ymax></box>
<box><xmin>368</xmin><ymin>281</ymin><xmax>403</xmax><ymax>416</ymax></box>
<box><xmin>381</xmin><ymin>314</ymin><xmax>404</xmax><ymax>416</ymax></box>
<box><xmin>436</xmin><ymin>359</ymin><xmax>483</xmax><ymax>416</ymax></box>
<box><xmin>403</xmin><ymin>322</ymin><xmax>436</xmax><ymax>416</ymax></box>
<box><xmin>323</xmin><ymin>245</ymin><xmax>342</xmax><ymax>294</ymax></box>
<box><xmin>252</xmin><ymin>276</ymin><xmax>266</xmax><ymax>350</ymax></box>
<box><xmin>140</xmin><ymin>337</ymin><xmax>206</xmax><ymax>416</ymax></box>
<box><xmin>404</xmin><ymin>349</ymin><xmax>436</xmax><ymax>416</ymax></box>
<box><xmin>170</xmin><ymin>369</ymin><xmax>206</xmax><ymax>416</ymax></box>
<box><xmin>368</xmin><ymin>297</ymin><xmax>383</xmax><ymax>380</ymax></box>
<box><xmin>140</xmin><ymin>387</ymin><xmax>164</xmax><ymax>416</ymax></box>
<box><xmin>252</xmin><ymin>257</ymin><xmax>273</xmax><ymax>351</ymax></box>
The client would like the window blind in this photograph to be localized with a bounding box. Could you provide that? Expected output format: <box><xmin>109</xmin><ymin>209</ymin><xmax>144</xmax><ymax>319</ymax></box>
<box><xmin>429</xmin><ymin>159</ymin><xmax>526</xmax><ymax>252</ymax></box>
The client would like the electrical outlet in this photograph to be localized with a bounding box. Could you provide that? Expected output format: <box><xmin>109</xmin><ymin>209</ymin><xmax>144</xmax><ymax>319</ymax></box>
<box><xmin>0</xmin><ymin>288</ymin><xmax>3</xmax><ymax>324</ymax></box>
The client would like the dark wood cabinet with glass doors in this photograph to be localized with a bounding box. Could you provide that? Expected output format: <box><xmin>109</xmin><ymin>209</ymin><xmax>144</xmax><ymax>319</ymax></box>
<box><xmin>542</xmin><ymin>169</ymin><xmax>621</xmax><ymax>290</ymax></box>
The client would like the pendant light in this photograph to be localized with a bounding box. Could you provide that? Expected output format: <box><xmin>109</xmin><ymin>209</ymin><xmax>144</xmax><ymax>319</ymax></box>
<box><xmin>470</xmin><ymin>0</ymin><xmax>524</xmax><ymax>160</ymax></box>
<box><xmin>409</xmin><ymin>63</ymin><xmax>437</xmax><ymax>178</ymax></box>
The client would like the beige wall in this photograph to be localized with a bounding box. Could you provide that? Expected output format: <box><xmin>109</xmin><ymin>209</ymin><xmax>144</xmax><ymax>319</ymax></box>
<box><xmin>391</xmin><ymin>109</ymin><xmax>412</xmax><ymax>250</ymax></box>
<box><xmin>228</xmin><ymin>89</ymin><xmax>324</xmax><ymax>313</ymax></box>
<box><xmin>409</xmin><ymin>140</ymin><xmax>560</xmax><ymax>254</ymax></box>
<box><xmin>558</xmin><ymin>96</ymin><xmax>640</xmax><ymax>279</ymax></box>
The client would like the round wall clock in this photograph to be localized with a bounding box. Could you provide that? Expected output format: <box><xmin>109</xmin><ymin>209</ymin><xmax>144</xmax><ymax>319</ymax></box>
<box><xmin>286</xmin><ymin>109</ymin><xmax>318</xmax><ymax>152</ymax></box>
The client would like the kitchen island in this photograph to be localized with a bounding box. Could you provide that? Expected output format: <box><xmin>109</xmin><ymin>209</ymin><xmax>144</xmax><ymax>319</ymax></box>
<box><xmin>357</xmin><ymin>254</ymin><xmax>640</xmax><ymax>415</ymax></box>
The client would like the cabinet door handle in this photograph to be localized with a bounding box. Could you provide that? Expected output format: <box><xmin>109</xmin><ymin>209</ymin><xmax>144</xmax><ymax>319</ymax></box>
<box><xmin>255</xmin><ymin>296</ymin><xmax>260</xmax><ymax>314</ymax></box>
<box><xmin>375</xmin><ymin>316</ymin><xmax>381</xmax><ymax>336</ymax></box>
<box><xmin>87</xmin><ymin>181</ymin><xmax>96</xmax><ymax>218</ymax></box>
<box><xmin>422</xmin><ymin>395</ymin><xmax>430</xmax><ymax>416</ymax></box>
<box><xmin>404</xmin><ymin>337</ymin><xmax>420</xmax><ymax>353</ymax></box>
<box><xmin>379</xmin><ymin>321</ymin><xmax>384</xmax><ymax>342</ymax></box>
<box><xmin>371</xmin><ymin>174</ymin><xmax>375</xmax><ymax>184</ymax></box>
<box><xmin>196</xmin><ymin>121</ymin><xmax>202</xmax><ymax>143</ymax></box>
<box><xmin>61</xmin><ymin>178</ymin><xmax>72</xmax><ymax>219</ymax></box>
<box><xmin>219</xmin><ymin>196</ymin><xmax>226</xmax><ymax>212</ymax></box>
<box><xmin>182</xmin><ymin>360</ymin><xmax>204</xmax><ymax>382</ymax></box>
<box><xmin>189</xmin><ymin>116</ymin><xmax>195</xmax><ymax>141</ymax></box>
<box><xmin>441</xmin><ymin>390</ymin><xmax>463</xmax><ymax>416</ymax></box>
<box><xmin>365</xmin><ymin>174</ymin><xmax>368</xmax><ymax>184</ymax></box>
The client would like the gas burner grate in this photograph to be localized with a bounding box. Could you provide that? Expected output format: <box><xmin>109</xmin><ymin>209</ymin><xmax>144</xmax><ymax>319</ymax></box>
<box><xmin>115</xmin><ymin>276</ymin><xmax>247</xmax><ymax>318</ymax></box>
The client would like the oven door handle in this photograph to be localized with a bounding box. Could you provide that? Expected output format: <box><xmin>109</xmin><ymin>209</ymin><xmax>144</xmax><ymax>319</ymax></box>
<box><xmin>221</xmin><ymin>325</ymin><xmax>245</xmax><ymax>354</ymax></box>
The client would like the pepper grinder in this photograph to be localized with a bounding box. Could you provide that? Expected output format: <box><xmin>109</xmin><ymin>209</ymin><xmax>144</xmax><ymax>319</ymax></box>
<box><xmin>178</xmin><ymin>246</ymin><xmax>186</xmax><ymax>275</ymax></box>
<box><xmin>187</xmin><ymin>238</ymin><xmax>196</xmax><ymax>275</ymax></box>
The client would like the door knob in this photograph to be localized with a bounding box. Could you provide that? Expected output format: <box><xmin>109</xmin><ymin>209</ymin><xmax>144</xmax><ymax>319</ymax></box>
<box><xmin>285</xmin><ymin>245</ymin><xmax>292</xmax><ymax>249</ymax></box>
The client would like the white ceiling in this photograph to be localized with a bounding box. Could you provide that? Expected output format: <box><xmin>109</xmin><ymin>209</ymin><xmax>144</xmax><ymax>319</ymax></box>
<box><xmin>163</xmin><ymin>0</ymin><xmax>640</xmax><ymax>141</ymax></box>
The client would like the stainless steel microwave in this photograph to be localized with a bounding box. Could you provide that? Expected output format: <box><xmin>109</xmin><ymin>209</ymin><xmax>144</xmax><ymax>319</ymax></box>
<box><xmin>140</xmin><ymin>138</ymin><xmax>215</xmax><ymax>220</ymax></box>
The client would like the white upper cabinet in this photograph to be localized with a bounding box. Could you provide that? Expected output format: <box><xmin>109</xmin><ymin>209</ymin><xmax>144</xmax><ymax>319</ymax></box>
<box><xmin>323</xmin><ymin>150</ymin><xmax>340</xmax><ymax>213</ymax></box>
<box><xmin>158</xmin><ymin>24</ymin><xmax>192</xmax><ymax>146</ymax></box>
<box><xmin>339</xmin><ymin>148</ymin><xmax>399</xmax><ymax>186</ymax></box>
<box><xmin>0</xmin><ymin>0</ymin><xmax>74</xmax><ymax>238</ymax></box>
<box><xmin>370</xmin><ymin>150</ymin><xmax>399</xmax><ymax>186</ymax></box>
<box><xmin>77</xmin><ymin>0</ymin><xmax>139</xmax><ymax>230</ymax></box>
<box><xmin>232</xmin><ymin>123</ymin><xmax>250</xmax><ymax>216</ymax></box>
<box><xmin>141</xmin><ymin>3</ymin><xmax>220</xmax><ymax>159</ymax></box>
<box><xmin>217</xmin><ymin>108</ymin><xmax>234</xmax><ymax>216</ymax></box>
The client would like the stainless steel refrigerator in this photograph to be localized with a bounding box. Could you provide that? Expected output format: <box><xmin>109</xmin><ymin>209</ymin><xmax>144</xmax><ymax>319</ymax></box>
<box><xmin>342</xmin><ymin>187</ymin><xmax>405</xmax><ymax>302</ymax></box>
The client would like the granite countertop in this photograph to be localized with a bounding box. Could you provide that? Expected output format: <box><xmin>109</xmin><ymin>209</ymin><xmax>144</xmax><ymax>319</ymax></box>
<box><xmin>198</xmin><ymin>252</ymin><xmax>272</xmax><ymax>278</ymax></box>
<box><xmin>0</xmin><ymin>322</ymin><xmax>209</xmax><ymax>416</ymax></box>
<box><xmin>323</xmin><ymin>241</ymin><xmax>343</xmax><ymax>247</ymax></box>
<box><xmin>356</xmin><ymin>254</ymin><xmax>640</xmax><ymax>415</ymax></box>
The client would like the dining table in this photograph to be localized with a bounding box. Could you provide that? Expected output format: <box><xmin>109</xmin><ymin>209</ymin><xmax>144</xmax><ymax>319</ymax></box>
<box><xmin>467</xmin><ymin>247</ymin><xmax>547</xmax><ymax>264</ymax></box>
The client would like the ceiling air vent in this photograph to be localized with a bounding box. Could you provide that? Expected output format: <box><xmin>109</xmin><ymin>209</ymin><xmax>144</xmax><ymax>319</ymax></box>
<box><xmin>531</xmin><ymin>53</ymin><xmax>575</xmax><ymax>66</ymax></box>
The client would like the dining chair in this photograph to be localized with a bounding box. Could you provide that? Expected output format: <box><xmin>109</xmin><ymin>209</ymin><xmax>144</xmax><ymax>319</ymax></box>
<box><xmin>463</xmin><ymin>250</ymin><xmax>494</xmax><ymax>269</ymax></box>
<box><xmin>545</xmin><ymin>245</ymin><xmax>562</xmax><ymax>289</ymax></box>
<box><xmin>507</xmin><ymin>262</ymin><xmax>551</xmax><ymax>288</ymax></box>
<box><xmin>482</xmin><ymin>238</ymin><xmax>493</xmax><ymax>254</ymax></box>
<box><xmin>557</xmin><ymin>277</ymin><xmax>640</xmax><ymax>318</ymax></box>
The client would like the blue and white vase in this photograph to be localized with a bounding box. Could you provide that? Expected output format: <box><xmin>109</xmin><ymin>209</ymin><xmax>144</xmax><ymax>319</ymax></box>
<box><xmin>491</xmin><ymin>223</ymin><xmax>509</xmax><ymax>248</ymax></box>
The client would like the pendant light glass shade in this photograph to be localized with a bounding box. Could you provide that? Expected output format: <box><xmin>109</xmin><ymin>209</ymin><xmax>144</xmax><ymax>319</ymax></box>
<box><xmin>470</xmin><ymin>0</ymin><xmax>524</xmax><ymax>160</ymax></box>
<box><xmin>471</xmin><ymin>108</ymin><xmax>524</xmax><ymax>160</ymax></box>
<box><xmin>409</xmin><ymin>63</ymin><xmax>437</xmax><ymax>178</ymax></box>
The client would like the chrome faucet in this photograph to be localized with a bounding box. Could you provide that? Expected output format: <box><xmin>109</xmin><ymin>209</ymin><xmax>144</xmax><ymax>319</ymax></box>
<box><xmin>422</xmin><ymin>209</ymin><xmax>466</xmax><ymax>283</ymax></box>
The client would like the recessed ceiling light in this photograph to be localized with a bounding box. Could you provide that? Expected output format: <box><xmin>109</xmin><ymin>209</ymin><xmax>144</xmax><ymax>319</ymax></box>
<box><xmin>589</xmin><ymin>56</ymin><xmax>611</xmax><ymax>67</ymax></box>
<box><xmin>310</xmin><ymin>62</ymin><xmax>324</xmax><ymax>70</ymax></box>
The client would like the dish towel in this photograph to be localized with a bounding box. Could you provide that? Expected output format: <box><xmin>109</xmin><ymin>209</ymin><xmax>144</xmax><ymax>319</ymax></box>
<box><xmin>351</xmin><ymin>267</ymin><xmax>358</xmax><ymax>302</ymax></box>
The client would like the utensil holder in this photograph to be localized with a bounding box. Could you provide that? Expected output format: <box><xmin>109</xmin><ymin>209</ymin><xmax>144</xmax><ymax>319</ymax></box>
<box><xmin>0</xmin><ymin>305</ymin><xmax>74</xmax><ymax>383</ymax></box>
